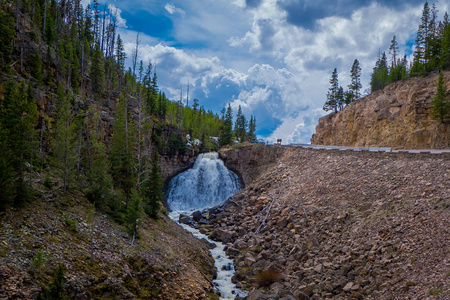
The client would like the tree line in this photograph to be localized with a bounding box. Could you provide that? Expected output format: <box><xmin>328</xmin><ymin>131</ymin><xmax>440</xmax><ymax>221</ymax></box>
<box><xmin>0</xmin><ymin>0</ymin><xmax>256</xmax><ymax>239</ymax></box>
<box><xmin>323</xmin><ymin>1</ymin><xmax>450</xmax><ymax>123</ymax></box>
<box><xmin>219</xmin><ymin>104</ymin><xmax>256</xmax><ymax>147</ymax></box>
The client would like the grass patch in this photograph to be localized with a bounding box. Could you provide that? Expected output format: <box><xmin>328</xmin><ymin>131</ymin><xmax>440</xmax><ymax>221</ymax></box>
<box><xmin>429</xmin><ymin>197</ymin><xmax>450</xmax><ymax>210</ymax></box>
<box><xmin>428</xmin><ymin>287</ymin><xmax>443</xmax><ymax>296</ymax></box>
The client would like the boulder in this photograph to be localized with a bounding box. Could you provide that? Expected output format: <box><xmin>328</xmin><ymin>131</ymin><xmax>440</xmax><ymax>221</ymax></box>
<box><xmin>343</xmin><ymin>282</ymin><xmax>354</xmax><ymax>292</ymax></box>
<box><xmin>244</xmin><ymin>255</ymin><xmax>256</xmax><ymax>266</ymax></box>
<box><xmin>211</xmin><ymin>228</ymin><xmax>234</xmax><ymax>243</ymax></box>
<box><xmin>178</xmin><ymin>214</ymin><xmax>191</xmax><ymax>225</ymax></box>
<box><xmin>192</xmin><ymin>211</ymin><xmax>203</xmax><ymax>222</ymax></box>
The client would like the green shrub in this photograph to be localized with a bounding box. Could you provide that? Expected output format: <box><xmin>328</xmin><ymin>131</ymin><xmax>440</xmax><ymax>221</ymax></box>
<box><xmin>64</xmin><ymin>215</ymin><xmax>77</xmax><ymax>232</ymax></box>
<box><xmin>32</xmin><ymin>249</ymin><xmax>46</xmax><ymax>269</ymax></box>
<box><xmin>40</xmin><ymin>264</ymin><xmax>66</xmax><ymax>299</ymax></box>
<box><xmin>167</xmin><ymin>132</ymin><xmax>186</xmax><ymax>155</ymax></box>
<box><xmin>43</xmin><ymin>176</ymin><xmax>52</xmax><ymax>189</ymax></box>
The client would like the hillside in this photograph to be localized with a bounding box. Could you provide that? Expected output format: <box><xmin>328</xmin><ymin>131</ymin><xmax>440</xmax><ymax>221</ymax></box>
<box><xmin>199</xmin><ymin>145</ymin><xmax>450</xmax><ymax>299</ymax></box>
<box><xmin>311</xmin><ymin>72</ymin><xmax>450</xmax><ymax>149</ymax></box>
<box><xmin>0</xmin><ymin>189</ymin><xmax>217</xmax><ymax>299</ymax></box>
<box><xmin>0</xmin><ymin>1</ymin><xmax>225</xmax><ymax>298</ymax></box>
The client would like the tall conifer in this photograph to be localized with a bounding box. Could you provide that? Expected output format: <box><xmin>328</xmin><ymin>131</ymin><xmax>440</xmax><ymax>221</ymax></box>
<box><xmin>220</xmin><ymin>104</ymin><xmax>233</xmax><ymax>146</ymax></box>
<box><xmin>349</xmin><ymin>59</ymin><xmax>362</xmax><ymax>101</ymax></box>
<box><xmin>431</xmin><ymin>71</ymin><xmax>450</xmax><ymax>123</ymax></box>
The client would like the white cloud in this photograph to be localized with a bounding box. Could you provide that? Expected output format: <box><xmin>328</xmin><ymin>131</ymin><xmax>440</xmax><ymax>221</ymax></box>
<box><xmin>219</xmin><ymin>0</ymin><xmax>430</xmax><ymax>142</ymax></box>
<box><xmin>108</xmin><ymin>4</ymin><xmax>128</xmax><ymax>28</ymax></box>
<box><xmin>164</xmin><ymin>3</ymin><xmax>185</xmax><ymax>15</ymax></box>
<box><xmin>111</xmin><ymin>0</ymin><xmax>445</xmax><ymax>144</ymax></box>
<box><xmin>266</xmin><ymin>109</ymin><xmax>326</xmax><ymax>144</ymax></box>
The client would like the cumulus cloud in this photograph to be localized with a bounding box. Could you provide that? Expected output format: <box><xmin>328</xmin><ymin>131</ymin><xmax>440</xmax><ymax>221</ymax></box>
<box><xmin>138</xmin><ymin>44</ymin><xmax>221</xmax><ymax>77</ymax></box>
<box><xmin>190</xmin><ymin>62</ymin><xmax>316</xmax><ymax>142</ymax></box>
<box><xmin>266</xmin><ymin>109</ymin><xmax>326</xmax><ymax>144</ymax></box>
<box><xmin>277</xmin><ymin>0</ymin><xmax>425</xmax><ymax>30</ymax></box>
<box><xmin>114</xmin><ymin>0</ymin><xmax>450</xmax><ymax>144</ymax></box>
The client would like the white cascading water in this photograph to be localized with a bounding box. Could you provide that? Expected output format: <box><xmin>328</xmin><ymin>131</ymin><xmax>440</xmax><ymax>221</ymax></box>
<box><xmin>167</xmin><ymin>152</ymin><xmax>247</xmax><ymax>300</ymax></box>
<box><xmin>167</xmin><ymin>152</ymin><xmax>241</xmax><ymax>211</ymax></box>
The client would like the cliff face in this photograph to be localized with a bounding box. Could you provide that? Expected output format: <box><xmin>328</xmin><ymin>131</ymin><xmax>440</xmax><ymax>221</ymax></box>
<box><xmin>311</xmin><ymin>72</ymin><xmax>450</xmax><ymax>149</ymax></box>
<box><xmin>219</xmin><ymin>144</ymin><xmax>285</xmax><ymax>187</ymax></box>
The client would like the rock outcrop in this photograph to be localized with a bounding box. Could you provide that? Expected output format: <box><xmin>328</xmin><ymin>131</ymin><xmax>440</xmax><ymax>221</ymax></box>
<box><xmin>311</xmin><ymin>72</ymin><xmax>450</xmax><ymax>149</ymax></box>
<box><xmin>219</xmin><ymin>143</ymin><xmax>285</xmax><ymax>187</ymax></box>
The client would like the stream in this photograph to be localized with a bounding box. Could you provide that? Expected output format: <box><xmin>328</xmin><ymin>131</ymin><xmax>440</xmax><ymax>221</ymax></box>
<box><xmin>166</xmin><ymin>153</ymin><xmax>247</xmax><ymax>299</ymax></box>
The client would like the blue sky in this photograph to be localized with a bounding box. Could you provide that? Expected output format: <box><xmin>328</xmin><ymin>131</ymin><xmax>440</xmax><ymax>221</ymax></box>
<box><xmin>84</xmin><ymin>0</ymin><xmax>449</xmax><ymax>144</ymax></box>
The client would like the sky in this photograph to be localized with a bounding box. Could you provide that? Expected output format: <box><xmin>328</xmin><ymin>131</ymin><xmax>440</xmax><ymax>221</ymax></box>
<box><xmin>84</xmin><ymin>0</ymin><xmax>449</xmax><ymax>144</ymax></box>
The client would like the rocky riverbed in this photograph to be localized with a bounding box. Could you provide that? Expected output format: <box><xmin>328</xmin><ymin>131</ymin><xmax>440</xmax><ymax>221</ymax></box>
<box><xmin>196</xmin><ymin>145</ymin><xmax>450</xmax><ymax>299</ymax></box>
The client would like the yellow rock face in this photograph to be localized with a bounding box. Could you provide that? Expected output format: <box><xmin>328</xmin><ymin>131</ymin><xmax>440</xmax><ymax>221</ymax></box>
<box><xmin>311</xmin><ymin>72</ymin><xmax>450</xmax><ymax>149</ymax></box>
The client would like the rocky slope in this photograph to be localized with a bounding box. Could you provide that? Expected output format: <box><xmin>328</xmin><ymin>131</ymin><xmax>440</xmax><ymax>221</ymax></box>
<box><xmin>198</xmin><ymin>145</ymin><xmax>449</xmax><ymax>299</ymax></box>
<box><xmin>0</xmin><ymin>185</ymin><xmax>217</xmax><ymax>299</ymax></box>
<box><xmin>311</xmin><ymin>72</ymin><xmax>450</xmax><ymax>149</ymax></box>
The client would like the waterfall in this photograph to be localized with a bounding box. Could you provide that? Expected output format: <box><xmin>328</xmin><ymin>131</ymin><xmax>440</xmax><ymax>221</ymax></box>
<box><xmin>166</xmin><ymin>152</ymin><xmax>241</xmax><ymax>211</ymax></box>
<box><xmin>167</xmin><ymin>152</ymin><xmax>246</xmax><ymax>300</ymax></box>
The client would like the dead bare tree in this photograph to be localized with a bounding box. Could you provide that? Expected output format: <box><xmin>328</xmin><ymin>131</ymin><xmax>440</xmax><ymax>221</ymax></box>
<box><xmin>131</xmin><ymin>33</ymin><xmax>140</xmax><ymax>76</ymax></box>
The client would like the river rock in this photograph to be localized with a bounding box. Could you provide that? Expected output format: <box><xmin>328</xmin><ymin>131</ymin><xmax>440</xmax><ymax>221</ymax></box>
<box><xmin>225</xmin><ymin>247</ymin><xmax>240</xmax><ymax>257</ymax></box>
<box><xmin>192</xmin><ymin>211</ymin><xmax>203</xmax><ymax>222</ymax></box>
<box><xmin>247</xmin><ymin>290</ymin><xmax>269</xmax><ymax>300</ymax></box>
<box><xmin>221</xmin><ymin>263</ymin><xmax>233</xmax><ymax>271</ymax></box>
<box><xmin>179</xmin><ymin>214</ymin><xmax>192</xmax><ymax>225</ymax></box>
<box><xmin>211</xmin><ymin>228</ymin><xmax>234</xmax><ymax>243</ymax></box>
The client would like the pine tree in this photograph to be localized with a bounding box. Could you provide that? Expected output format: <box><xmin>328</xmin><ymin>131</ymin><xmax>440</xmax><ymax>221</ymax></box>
<box><xmin>336</xmin><ymin>86</ymin><xmax>345</xmax><ymax>111</ymax></box>
<box><xmin>388</xmin><ymin>57</ymin><xmax>407</xmax><ymax>84</ymax></box>
<box><xmin>110</xmin><ymin>95</ymin><xmax>136</xmax><ymax>205</ymax></box>
<box><xmin>159</xmin><ymin>92</ymin><xmax>167</xmax><ymax>120</ymax></box>
<box><xmin>412</xmin><ymin>2</ymin><xmax>431</xmax><ymax>72</ymax></box>
<box><xmin>85</xmin><ymin>111</ymin><xmax>113</xmax><ymax>210</ymax></box>
<box><xmin>323</xmin><ymin>68</ymin><xmax>339</xmax><ymax>112</ymax></box>
<box><xmin>371</xmin><ymin>52</ymin><xmax>389</xmax><ymax>92</ymax></box>
<box><xmin>125</xmin><ymin>189</ymin><xmax>142</xmax><ymax>242</ymax></box>
<box><xmin>0</xmin><ymin>80</ymin><xmax>38</xmax><ymax>207</ymax></box>
<box><xmin>344</xmin><ymin>90</ymin><xmax>355</xmax><ymax>106</ymax></box>
<box><xmin>431</xmin><ymin>71</ymin><xmax>450</xmax><ymax>123</ymax></box>
<box><xmin>0</xmin><ymin>5</ymin><xmax>15</xmax><ymax>69</ymax></box>
<box><xmin>32</xmin><ymin>50</ymin><xmax>43</xmax><ymax>85</ymax></box>
<box><xmin>248</xmin><ymin>116</ymin><xmax>256</xmax><ymax>141</ymax></box>
<box><xmin>52</xmin><ymin>84</ymin><xmax>76</xmax><ymax>193</ymax></box>
<box><xmin>192</xmin><ymin>99</ymin><xmax>199</xmax><ymax>111</ymax></box>
<box><xmin>89</xmin><ymin>44</ymin><xmax>105</xmax><ymax>94</ymax></box>
<box><xmin>349</xmin><ymin>59</ymin><xmax>362</xmax><ymax>101</ymax></box>
<box><xmin>441</xmin><ymin>22</ymin><xmax>450</xmax><ymax>70</ymax></box>
<box><xmin>234</xmin><ymin>105</ymin><xmax>247</xmax><ymax>142</ymax></box>
<box><xmin>142</xmin><ymin>151</ymin><xmax>163</xmax><ymax>219</ymax></box>
<box><xmin>45</xmin><ymin>13</ymin><xmax>56</xmax><ymax>44</ymax></box>
<box><xmin>389</xmin><ymin>36</ymin><xmax>399</xmax><ymax>67</ymax></box>
<box><xmin>115</xmin><ymin>34</ymin><xmax>126</xmax><ymax>74</ymax></box>
<box><xmin>219</xmin><ymin>104</ymin><xmax>233</xmax><ymax>146</ymax></box>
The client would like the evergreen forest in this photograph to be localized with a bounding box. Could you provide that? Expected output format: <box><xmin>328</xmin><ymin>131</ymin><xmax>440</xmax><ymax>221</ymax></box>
<box><xmin>0</xmin><ymin>0</ymin><xmax>256</xmax><ymax>231</ymax></box>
